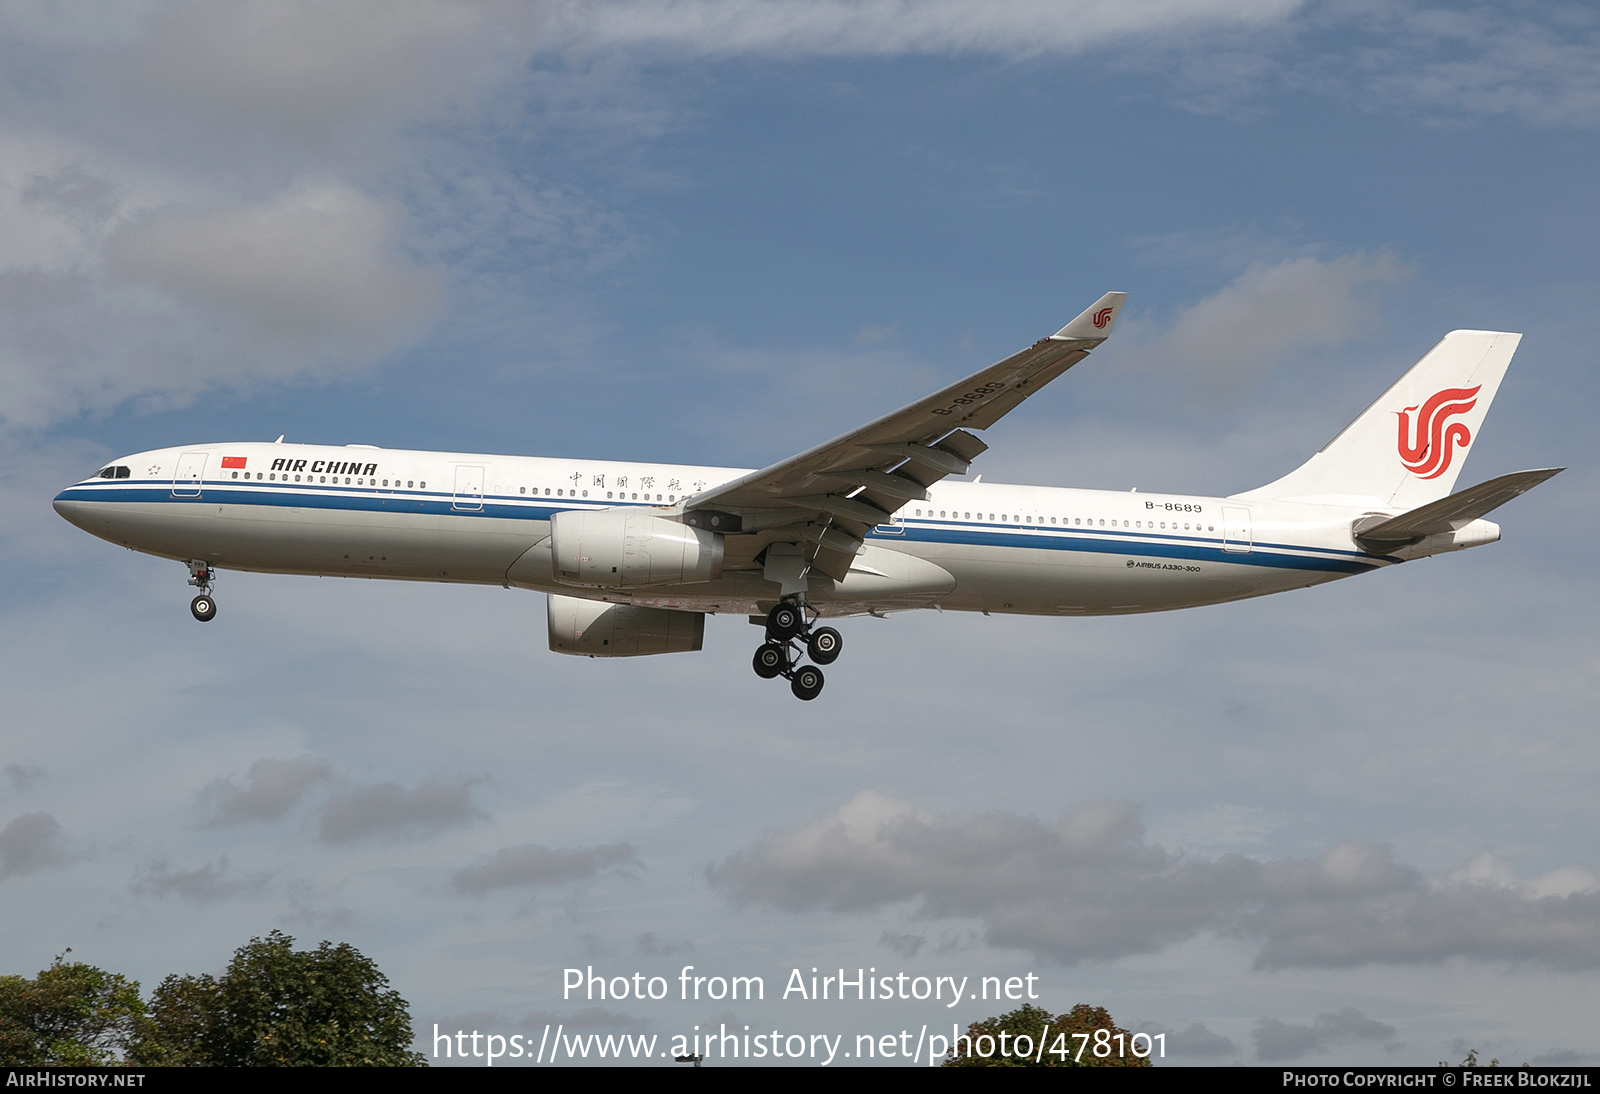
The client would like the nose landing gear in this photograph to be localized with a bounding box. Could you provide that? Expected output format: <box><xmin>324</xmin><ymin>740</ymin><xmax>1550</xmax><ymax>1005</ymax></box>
<box><xmin>750</xmin><ymin>601</ymin><xmax>843</xmax><ymax>700</ymax></box>
<box><xmin>186</xmin><ymin>560</ymin><xmax>217</xmax><ymax>622</ymax></box>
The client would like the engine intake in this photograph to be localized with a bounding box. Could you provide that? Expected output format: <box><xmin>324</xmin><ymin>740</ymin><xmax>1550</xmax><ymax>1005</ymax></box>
<box><xmin>551</xmin><ymin>509</ymin><xmax>723</xmax><ymax>588</ymax></box>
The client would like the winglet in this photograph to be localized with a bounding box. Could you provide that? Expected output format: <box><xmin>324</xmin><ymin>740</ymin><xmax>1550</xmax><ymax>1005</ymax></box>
<box><xmin>1052</xmin><ymin>291</ymin><xmax>1128</xmax><ymax>341</ymax></box>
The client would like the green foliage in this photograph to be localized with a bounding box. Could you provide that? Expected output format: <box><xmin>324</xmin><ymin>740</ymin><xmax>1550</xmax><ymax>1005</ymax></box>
<box><xmin>132</xmin><ymin>931</ymin><xmax>425</xmax><ymax>1067</ymax></box>
<box><xmin>1440</xmin><ymin>1048</ymin><xmax>1527</xmax><ymax>1068</ymax></box>
<box><xmin>131</xmin><ymin>973</ymin><xmax>220</xmax><ymax>1066</ymax></box>
<box><xmin>0</xmin><ymin>952</ymin><xmax>145</xmax><ymax>1065</ymax></box>
<box><xmin>943</xmin><ymin>1002</ymin><xmax>1153</xmax><ymax>1067</ymax></box>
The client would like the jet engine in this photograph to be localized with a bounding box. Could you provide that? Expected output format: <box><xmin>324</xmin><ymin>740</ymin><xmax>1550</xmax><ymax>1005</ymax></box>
<box><xmin>547</xmin><ymin>594</ymin><xmax>705</xmax><ymax>657</ymax></box>
<box><xmin>550</xmin><ymin>509</ymin><xmax>723</xmax><ymax>588</ymax></box>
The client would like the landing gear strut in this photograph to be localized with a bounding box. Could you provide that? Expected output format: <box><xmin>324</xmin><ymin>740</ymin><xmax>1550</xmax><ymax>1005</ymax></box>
<box><xmin>749</xmin><ymin>600</ymin><xmax>843</xmax><ymax>700</ymax></box>
<box><xmin>187</xmin><ymin>560</ymin><xmax>217</xmax><ymax>622</ymax></box>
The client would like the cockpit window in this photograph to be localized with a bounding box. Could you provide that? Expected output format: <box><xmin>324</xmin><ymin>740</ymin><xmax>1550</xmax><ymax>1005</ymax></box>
<box><xmin>94</xmin><ymin>466</ymin><xmax>131</xmax><ymax>480</ymax></box>
<box><xmin>97</xmin><ymin>467</ymin><xmax>115</xmax><ymax>479</ymax></box>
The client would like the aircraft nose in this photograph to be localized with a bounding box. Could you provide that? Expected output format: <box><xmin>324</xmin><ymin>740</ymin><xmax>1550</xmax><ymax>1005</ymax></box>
<box><xmin>53</xmin><ymin>486</ymin><xmax>93</xmax><ymax>530</ymax></box>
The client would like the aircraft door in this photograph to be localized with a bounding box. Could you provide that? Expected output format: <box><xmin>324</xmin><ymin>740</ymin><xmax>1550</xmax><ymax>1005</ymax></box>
<box><xmin>1222</xmin><ymin>506</ymin><xmax>1252</xmax><ymax>554</ymax></box>
<box><xmin>453</xmin><ymin>464</ymin><xmax>485</xmax><ymax>511</ymax></box>
<box><xmin>172</xmin><ymin>452</ymin><xmax>207</xmax><ymax>497</ymax></box>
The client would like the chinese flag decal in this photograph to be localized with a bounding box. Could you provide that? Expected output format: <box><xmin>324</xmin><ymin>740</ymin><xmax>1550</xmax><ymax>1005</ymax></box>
<box><xmin>221</xmin><ymin>456</ymin><xmax>247</xmax><ymax>469</ymax></box>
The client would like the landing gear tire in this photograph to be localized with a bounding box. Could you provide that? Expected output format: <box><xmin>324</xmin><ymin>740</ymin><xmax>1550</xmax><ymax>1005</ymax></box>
<box><xmin>807</xmin><ymin>626</ymin><xmax>842</xmax><ymax>665</ymax></box>
<box><xmin>190</xmin><ymin>595</ymin><xmax>217</xmax><ymax>622</ymax></box>
<box><xmin>752</xmin><ymin>642</ymin><xmax>789</xmax><ymax>679</ymax></box>
<box><xmin>790</xmin><ymin>664</ymin><xmax>824</xmax><ymax>701</ymax></box>
<box><xmin>766</xmin><ymin>602</ymin><xmax>804</xmax><ymax>641</ymax></box>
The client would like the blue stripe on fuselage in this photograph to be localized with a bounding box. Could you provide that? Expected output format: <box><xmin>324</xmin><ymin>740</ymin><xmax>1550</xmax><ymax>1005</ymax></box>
<box><xmin>53</xmin><ymin>481</ymin><xmax>1386</xmax><ymax>575</ymax></box>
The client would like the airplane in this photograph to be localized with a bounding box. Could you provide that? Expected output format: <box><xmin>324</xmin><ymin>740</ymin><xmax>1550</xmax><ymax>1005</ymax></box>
<box><xmin>53</xmin><ymin>292</ymin><xmax>1561</xmax><ymax>700</ymax></box>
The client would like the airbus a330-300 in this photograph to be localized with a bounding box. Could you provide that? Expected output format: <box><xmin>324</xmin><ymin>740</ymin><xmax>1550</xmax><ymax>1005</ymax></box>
<box><xmin>54</xmin><ymin>293</ymin><xmax>1560</xmax><ymax>700</ymax></box>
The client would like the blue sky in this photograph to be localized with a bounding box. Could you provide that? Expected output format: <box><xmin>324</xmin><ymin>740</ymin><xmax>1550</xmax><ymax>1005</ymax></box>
<box><xmin>2</xmin><ymin>1</ymin><xmax>1597</xmax><ymax>1066</ymax></box>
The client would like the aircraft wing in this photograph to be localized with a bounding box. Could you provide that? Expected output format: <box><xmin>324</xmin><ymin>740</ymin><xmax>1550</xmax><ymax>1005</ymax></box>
<box><xmin>684</xmin><ymin>292</ymin><xmax>1128</xmax><ymax>582</ymax></box>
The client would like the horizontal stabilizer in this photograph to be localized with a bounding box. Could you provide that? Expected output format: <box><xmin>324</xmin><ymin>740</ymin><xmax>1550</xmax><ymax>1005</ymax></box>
<box><xmin>1355</xmin><ymin>467</ymin><xmax>1562</xmax><ymax>543</ymax></box>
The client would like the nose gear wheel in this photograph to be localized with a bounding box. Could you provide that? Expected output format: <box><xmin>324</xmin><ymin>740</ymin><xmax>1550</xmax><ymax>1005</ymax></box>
<box><xmin>185</xmin><ymin>560</ymin><xmax>217</xmax><ymax>622</ymax></box>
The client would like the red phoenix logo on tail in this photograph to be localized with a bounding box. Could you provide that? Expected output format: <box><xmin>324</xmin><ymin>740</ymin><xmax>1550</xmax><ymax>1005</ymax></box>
<box><xmin>1396</xmin><ymin>385</ymin><xmax>1480</xmax><ymax>479</ymax></box>
<box><xmin>1091</xmin><ymin>306</ymin><xmax>1114</xmax><ymax>329</ymax></box>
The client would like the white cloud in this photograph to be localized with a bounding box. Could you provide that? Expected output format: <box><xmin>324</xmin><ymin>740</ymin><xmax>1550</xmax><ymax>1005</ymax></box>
<box><xmin>709</xmin><ymin>792</ymin><xmax>1600</xmax><ymax>970</ymax></box>
<box><xmin>1120</xmin><ymin>253</ymin><xmax>1405</xmax><ymax>398</ymax></box>
<box><xmin>107</xmin><ymin>182</ymin><xmax>443</xmax><ymax>353</ymax></box>
<box><xmin>319</xmin><ymin>777</ymin><xmax>483</xmax><ymax>842</ymax></box>
<box><xmin>569</xmin><ymin>0</ymin><xmax>1301</xmax><ymax>58</ymax></box>
<box><xmin>1321</xmin><ymin>3</ymin><xmax>1600</xmax><ymax>130</ymax></box>
<box><xmin>132</xmin><ymin>856</ymin><xmax>271</xmax><ymax>905</ymax></box>
<box><xmin>452</xmin><ymin>842</ymin><xmax>640</xmax><ymax>894</ymax></box>
<box><xmin>0</xmin><ymin>175</ymin><xmax>443</xmax><ymax>429</ymax></box>
<box><xmin>197</xmin><ymin>756</ymin><xmax>334</xmax><ymax>827</ymax></box>
<box><xmin>4</xmin><ymin>765</ymin><xmax>46</xmax><ymax>791</ymax></box>
<box><xmin>557</xmin><ymin>2</ymin><xmax>1600</xmax><ymax>130</ymax></box>
<box><xmin>0</xmin><ymin>813</ymin><xmax>70</xmax><ymax>880</ymax></box>
<box><xmin>1254</xmin><ymin>1007</ymin><xmax>1397</xmax><ymax>1062</ymax></box>
<box><xmin>10</xmin><ymin>1</ymin><xmax>550</xmax><ymax>155</ymax></box>
<box><xmin>1166</xmin><ymin>1022</ymin><xmax>1239</xmax><ymax>1058</ymax></box>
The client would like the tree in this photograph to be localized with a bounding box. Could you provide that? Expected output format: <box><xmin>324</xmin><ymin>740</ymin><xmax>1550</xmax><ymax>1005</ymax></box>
<box><xmin>132</xmin><ymin>931</ymin><xmax>424</xmax><ymax>1067</ymax></box>
<box><xmin>0</xmin><ymin>952</ymin><xmax>145</xmax><ymax>1065</ymax></box>
<box><xmin>943</xmin><ymin>1002</ymin><xmax>1154</xmax><ymax>1067</ymax></box>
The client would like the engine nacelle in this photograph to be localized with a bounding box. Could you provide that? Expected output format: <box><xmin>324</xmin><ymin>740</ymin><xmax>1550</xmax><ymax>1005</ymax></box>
<box><xmin>547</xmin><ymin>595</ymin><xmax>705</xmax><ymax>657</ymax></box>
<box><xmin>550</xmin><ymin>509</ymin><xmax>723</xmax><ymax>588</ymax></box>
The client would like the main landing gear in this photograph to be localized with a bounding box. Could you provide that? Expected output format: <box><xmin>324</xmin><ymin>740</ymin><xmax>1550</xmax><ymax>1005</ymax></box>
<box><xmin>186</xmin><ymin>560</ymin><xmax>217</xmax><ymax>622</ymax></box>
<box><xmin>751</xmin><ymin>600</ymin><xmax>842</xmax><ymax>701</ymax></box>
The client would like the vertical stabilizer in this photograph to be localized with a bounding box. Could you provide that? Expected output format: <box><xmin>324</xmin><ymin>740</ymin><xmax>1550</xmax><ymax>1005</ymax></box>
<box><xmin>1235</xmin><ymin>330</ymin><xmax>1520</xmax><ymax>509</ymax></box>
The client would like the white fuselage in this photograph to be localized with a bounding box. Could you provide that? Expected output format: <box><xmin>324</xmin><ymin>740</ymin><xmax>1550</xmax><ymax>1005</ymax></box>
<box><xmin>53</xmin><ymin>440</ymin><xmax>1486</xmax><ymax>620</ymax></box>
